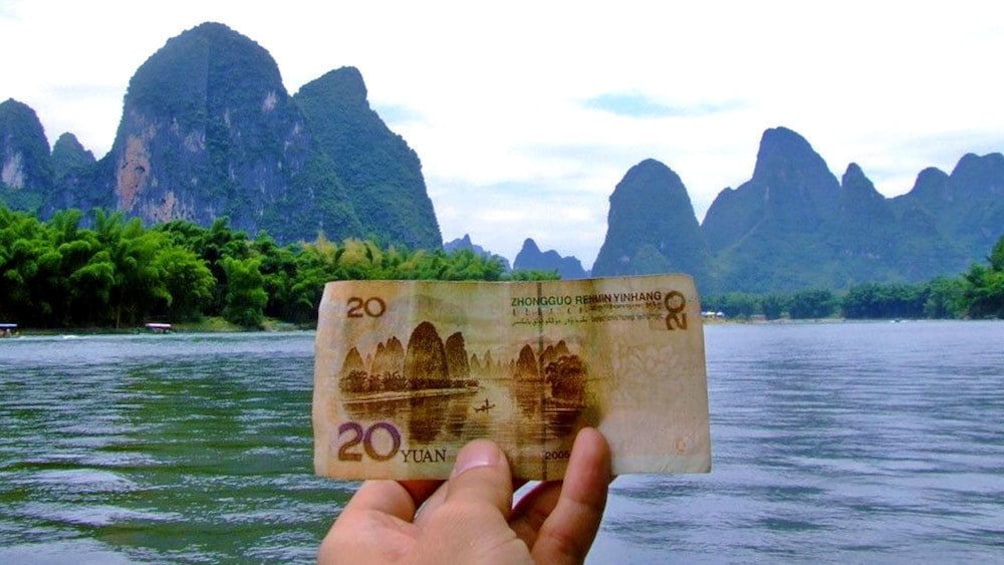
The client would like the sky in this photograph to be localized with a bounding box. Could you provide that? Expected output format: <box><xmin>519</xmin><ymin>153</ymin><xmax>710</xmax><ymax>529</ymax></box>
<box><xmin>2</xmin><ymin>0</ymin><xmax>1003</xmax><ymax>269</ymax></box>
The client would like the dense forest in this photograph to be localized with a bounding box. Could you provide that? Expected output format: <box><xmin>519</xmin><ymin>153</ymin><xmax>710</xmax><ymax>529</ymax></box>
<box><xmin>1</xmin><ymin>204</ymin><xmax>1000</xmax><ymax>330</ymax></box>
<box><xmin>703</xmin><ymin>233</ymin><xmax>1004</xmax><ymax>320</ymax></box>
<box><xmin>0</xmin><ymin>205</ymin><xmax>553</xmax><ymax>330</ymax></box>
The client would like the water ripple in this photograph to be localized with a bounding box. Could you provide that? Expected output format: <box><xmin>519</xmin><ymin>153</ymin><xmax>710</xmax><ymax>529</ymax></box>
<box><xmin>3</xmin><ymin>324</ymin><xmax>1002</xmax><ymax>563</ymax></box>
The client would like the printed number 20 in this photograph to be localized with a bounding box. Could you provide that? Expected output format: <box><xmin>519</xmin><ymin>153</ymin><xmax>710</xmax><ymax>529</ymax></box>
<box><xmin>664</xmin><ymin>291</ymin><xmax>688</xmax><ymax>330</ymax></box>
<box><xmin>347</xmin><ymin>296</ymin><xmax>386</xmax><ymax>318</ymax></box>
<box><xmin>337</xmin><ymin>422</ymin><xmax>401</xmax><ymax>462</ymax></box>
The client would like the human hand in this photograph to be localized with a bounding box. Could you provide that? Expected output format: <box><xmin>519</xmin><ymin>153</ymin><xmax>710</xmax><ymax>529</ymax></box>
<box><xmin>318</xmin><ymin>427</ymin><xmax>612</xmax><ymax>565</ymax></box>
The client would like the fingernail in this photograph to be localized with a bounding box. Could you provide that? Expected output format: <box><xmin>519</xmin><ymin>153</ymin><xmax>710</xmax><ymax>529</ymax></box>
<box><xmin>451</xmin><ymin>439</ymin><xmax>501</xmax><ymax>478</ymax></box>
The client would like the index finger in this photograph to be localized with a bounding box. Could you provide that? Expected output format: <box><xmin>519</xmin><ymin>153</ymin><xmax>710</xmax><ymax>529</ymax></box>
<box><xmin>530</xmin><ymin>427</ymin><xmax>612</xmax><ymax>565</ymax></box>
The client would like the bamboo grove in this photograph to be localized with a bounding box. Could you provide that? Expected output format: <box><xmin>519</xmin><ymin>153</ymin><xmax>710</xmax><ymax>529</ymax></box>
<box><xmin>0</xmin><ymin>206</ymin><xmax>554</xmax><ymax>329</ymax></box>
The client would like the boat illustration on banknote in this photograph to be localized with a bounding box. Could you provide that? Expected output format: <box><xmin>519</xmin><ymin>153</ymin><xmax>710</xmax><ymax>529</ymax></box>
<box><xmin>474</xmin><ymin>398</ymin><xmax>496</xmax><ymax>413</ymax></box>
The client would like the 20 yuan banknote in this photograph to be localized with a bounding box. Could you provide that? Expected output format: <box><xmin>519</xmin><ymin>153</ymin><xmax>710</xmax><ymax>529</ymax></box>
<box><xmin>313</xmin><ymin>275</ymin><xmax>711</xmax><ymax>480</ymax></box>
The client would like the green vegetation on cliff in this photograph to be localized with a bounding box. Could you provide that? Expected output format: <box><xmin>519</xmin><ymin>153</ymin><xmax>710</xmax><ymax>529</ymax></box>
<box><xmin>294</xmin><ymin>67</ymin><xmax>442</xmax><ymax>250</ymax></box>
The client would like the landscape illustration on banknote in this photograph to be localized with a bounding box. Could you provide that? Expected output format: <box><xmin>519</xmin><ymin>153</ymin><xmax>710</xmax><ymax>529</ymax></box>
<box><xmin>332</xmin><ymin>319</ymin><xmax>593</xmax><ymax>457</ymax></box>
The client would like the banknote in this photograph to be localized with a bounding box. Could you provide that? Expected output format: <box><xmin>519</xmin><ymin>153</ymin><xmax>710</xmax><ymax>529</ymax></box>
<box><xmin>313</xmin><ymin>274</ymin><xmax>711</xmax><ymax>480</ymax></box>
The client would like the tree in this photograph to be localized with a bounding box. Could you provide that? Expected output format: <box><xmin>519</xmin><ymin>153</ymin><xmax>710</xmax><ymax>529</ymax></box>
<box><xmin>991</xmin><ymin>235</ymin><xmax>1004</xmax><ymax>272</ymax></box>
<box><xmin>703</xmin><ymin>293</ymin><xmax>761</xmax><ymax>319</ymax></box>
<box><xmin>842</xmin><ymin>282</ymin><xmax>927</xmax><ymax>319</ymax></box>
<box><xmin>155</xmin><ymin>246</ymin><xmax>215</xmax><ymax>321</ymax></box>
<box><xmin>924</xmin><ymin>277</ymin><xmax>966</xmax><ymax>319</ymax></box>
<box><xmin>761</xmin><ymin>294</ymin><xmax>789</xmax><ymax>320</ymax></box>
<box><xmin>961</xmin><ymin>235</ymin><xmax>1004</xmax><ymax>318</ymax></box>
<box><xmin>789</xmin><ymin>289</ymin><xmax>836</xmax><ymax>319</ymax></box>
<box><xmin>67</xmin><ymin>249</ymin><xmax>115</xmax><ymax>325</ymax></box>
<box><xmin>502</xmin><ymin>269</ymin><xmax>560</xmax><ymax>281</ymax></box>
<box><xmin>0</xmin><ymin>208</ymin><xmax>72</xmax><ymax>325</ymax></box>
<box><xmin>93</xmin><ymin>211</ymin><xmax>171</xmax><ymax>327</ymax></box>
<box><xmin>159</xmin><ymin>217</ymin><xmax>251</xmax><ymax>316</ymax></box>
<box><xmin>253</xmin><ymin>232</ymin><xmax>302</xmax><ymax>320</ymax></box>
<box><xmin>222</xmin><ymin>256</ymin><xmax>268</xmax><ymax>327</ymax></box>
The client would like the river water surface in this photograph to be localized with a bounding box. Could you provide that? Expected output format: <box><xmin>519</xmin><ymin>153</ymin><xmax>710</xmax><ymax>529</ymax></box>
<box><xmin>1</xmin><ymin>322</ymin><xmax>1002</xmax><ymax>563</ymax></box>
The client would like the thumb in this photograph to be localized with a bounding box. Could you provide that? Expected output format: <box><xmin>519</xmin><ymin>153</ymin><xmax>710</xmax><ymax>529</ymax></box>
<box><xmin>443</xmin><ymin>439</ymin><xmax>514</xmax><ymax>517</ymax></box>
<box><xmin>412</xmin><ymin>441</ymin><xmax>532</xmax><ymax>565</ymax></box>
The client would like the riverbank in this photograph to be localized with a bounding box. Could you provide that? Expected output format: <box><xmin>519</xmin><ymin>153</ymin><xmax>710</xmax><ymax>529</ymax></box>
<box><xmin>703</xmin><ymin>316</ymin><xmax>849</xmax><ymax>325</ymax></box>
<box><xmin>6</xmin><ymin>316</ymin><xmax>312</xmax><ymax>336</ymax></box>
<box><xmin>700</xmin><ymin>316</ymin><xmax>1001</xmax><ymax>325</ymax></box>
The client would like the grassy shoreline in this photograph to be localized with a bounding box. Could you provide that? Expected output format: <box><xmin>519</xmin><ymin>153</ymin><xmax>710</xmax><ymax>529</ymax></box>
<box><xmin>7</xmin><ymin>317</ymin><xmax>313</xmax><ymax>336</ymax></box>
<box><xmin>6</xmin><ymin>316</ymin><xmax>995</xmax><ymax>337</ymax></box>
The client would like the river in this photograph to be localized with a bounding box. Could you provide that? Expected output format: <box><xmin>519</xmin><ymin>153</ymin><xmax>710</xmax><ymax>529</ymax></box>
<box><xmin>1</xmin><ymin>321</ymin><xmax>1002</xmax><ymax>563</ymax></box>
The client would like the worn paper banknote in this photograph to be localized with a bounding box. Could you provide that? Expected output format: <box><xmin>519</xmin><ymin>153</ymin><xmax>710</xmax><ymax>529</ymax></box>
<box><xmin>313</xmin><ymin>275</ymin><xmax>711</xmax><ymax>480</ymax></box>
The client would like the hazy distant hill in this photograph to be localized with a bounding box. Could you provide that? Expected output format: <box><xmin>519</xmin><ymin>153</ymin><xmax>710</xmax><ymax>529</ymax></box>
<box><xmin>513</xmin><ymin>238</ymin><xmax>588</xmax><ymax>279</ymax></box>
<box><xmin>444</xmin><ymin>234</ymin><xmax>512</xmax><ymax>271</ymax></box>
<box><xmin>593</xmin><ymin>159</ymin><xmax>709</xmax><ymax>282</ymax></box>
<box><xmin>891</xmin><ymin>153</ymin><xmax>1004</xmax><ymax>275</ymax></box>
<box><xmin>594</xmin><ymin>127</ymin><xmax>1003</xmax><ymax>293</ymax></box>
<box><xmin>44</xmin><ymin>133</ymin><xmax>97</xmax><ymax>214</ymax></box>
<box><xmin>701</xmin><ymin>127</ymin><xmax>848</xmax><ymax>292</ymax></box>
<box><xmin>0</xmin><ymin>22</ymin><xmax>439</xmax><ymax>247</ymax></box>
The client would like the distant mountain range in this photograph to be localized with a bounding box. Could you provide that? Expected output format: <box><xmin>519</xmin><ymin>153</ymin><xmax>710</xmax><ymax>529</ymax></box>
<box><xmin>2</xmin><ymin>23</ymin><xmax>1000</xmax><ymax>293</ymax></box>
<box><xmin>443</xmin><ymin>234</ymin><xmax>512</xmax><ymax>271</ymax></box>
<box><xmin>593</xmin><ymin>127</ymin><xmax>1003</xmax><ymax>293</ymax></box>
<box><xmin>513</xmin><ymin>238</ymin><xmax>588</xmax><ymax>279</ymax></box>
<box><xmin>442</xmin><ymin>235</ymin><xmax>587</xmax><ymax>279</ymax></box>
<box><xmin>0</xmin><ymin>22</ymin><xmax>440</xmax><ymax>249</ymax></box>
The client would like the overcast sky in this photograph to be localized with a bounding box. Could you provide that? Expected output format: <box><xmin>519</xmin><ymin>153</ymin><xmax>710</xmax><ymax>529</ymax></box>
<box><xmin>3</xmin><ymin>0</ymin><xmax>1002</xmax><ymax>268</ymax></box>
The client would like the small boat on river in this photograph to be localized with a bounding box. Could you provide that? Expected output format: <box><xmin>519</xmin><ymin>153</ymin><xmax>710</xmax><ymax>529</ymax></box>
<box><xmin>0</xmin><ymin>323</ymin><xmax>18</xmax><ymax>338</ymax></box>
<box><xmin>474</xmin><ymin>398</ymin><xmax>496</xmax><ymax>412</ymax></box>
<box><xmin>144</xmin><ymin>323</ymin><xmax>173</xmax><ymax>333</ymax></box>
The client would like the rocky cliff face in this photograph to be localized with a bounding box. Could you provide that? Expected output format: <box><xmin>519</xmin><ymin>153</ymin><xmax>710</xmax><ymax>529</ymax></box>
<box><xmin>513</xmin><ymin>238</ymin><xmax>587</xmax><ymax>279</ymax></box>
<box><xmin>592</xmin><ymin>159</ymin><xmax>709</xmax><ymax>283</ymax></box>
<box><xmin>101</xmin><ymin>22</ymin><xmax>361</xmax><ymax>241</ymax></box>
<box><xmin>294</xmin><ymin>67</ymin><xmax>442</xmax><ymax>249</ymax></box>
<box><xmin>0</xmin><ymin>99</ymin><xmax>53</xmax><ymax>213</ymax></box>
